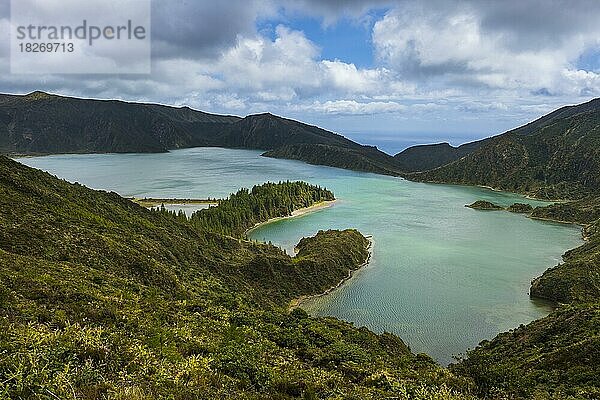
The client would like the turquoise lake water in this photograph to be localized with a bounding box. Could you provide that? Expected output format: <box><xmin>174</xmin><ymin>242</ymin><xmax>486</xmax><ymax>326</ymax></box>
<box><xmin>16</xmin><ymin>147</ymin><xmax>584</xmax><ymax>365</ymax></box>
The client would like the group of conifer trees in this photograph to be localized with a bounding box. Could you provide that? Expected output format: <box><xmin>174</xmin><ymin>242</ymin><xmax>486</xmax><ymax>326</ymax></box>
<box><xmin>154</xmin><ymin>181</ymin><xmax>334</xmax><ymax>237</ymax></box>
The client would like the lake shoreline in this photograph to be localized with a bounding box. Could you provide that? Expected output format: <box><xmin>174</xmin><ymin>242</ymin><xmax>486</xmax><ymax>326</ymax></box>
<box><xmin>288</xmin><ymin>236</ymin><xmax>373</xmax><ymax>311</ymax></box>
<box><xmin>245</xmin><ymin>200</ymin><xmax>337</xmax><ymax>237</ymax></box>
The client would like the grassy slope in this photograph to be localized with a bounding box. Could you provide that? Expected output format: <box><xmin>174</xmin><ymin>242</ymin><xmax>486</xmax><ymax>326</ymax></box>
<box><xmin>452</xmin><ymin>304</ymin><xmax>600</xmax><ymax>399</ymax></box>
<box><xmin>0</xmin><ymin>156</ymin><xmax>473</xmax><ymax>399</ymax></box>
<box><xmin>528</xmin><ymin>199</ymin><xmax>600</xmax><ymax>305</ymax></box>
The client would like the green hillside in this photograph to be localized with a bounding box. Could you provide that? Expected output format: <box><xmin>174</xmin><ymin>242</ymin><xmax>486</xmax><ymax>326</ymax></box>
<box><xmin>453</xmin><ymin>303</ymin><xmax>600</xmax><ymax>399</ymax></box>
<box><xmin>393</xmin><ymin>141</ymin><xmax>487</xmax><ymax>172</ymax></box>
<box><xmin>218</xmin><ymin>113</ymin><xmax>371</xmax><ymax>151</ymax></box>
<box><xmin>0</xmin><ymin>91</ymin><xmax>240</xmax><ymax>154</ymax></box>
<box><xmin>411</xmin><ymin>98</ymin><xmax>600</xmax><ymax>199</ymax></box>
<box><xmin>263</xmin><ymin>143</ymin><xmax>402</xmax><ymax>176</ymax></box>
<box><xmin>0</xmin><ymin>156</ymin><xmax>473</xmax><ymax>399</ymax></box>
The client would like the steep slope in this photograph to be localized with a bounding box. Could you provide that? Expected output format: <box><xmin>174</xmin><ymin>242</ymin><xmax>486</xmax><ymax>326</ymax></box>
<box><xmin>263</xmin><ymin>143</ymin><xmax>402</xmax><ymax>176</ymax></box>
<box><xmin>528</xmin><ymin>198</ymin><xmax>600</xmax><ymax>304</ymax></box>
<box><xmin>0</xmin><ymin>156</ymin><xmax>473</xmax><ymax>399</ymax></box>
<box><xmin>220</xmin><ymin>112</ymin><xmax>364</xmax><ymax>150</ymax></box>
<box><xmin>393</xmin><ymin>140</ymin><xmax>487</xmax><ymax>172</ymax></box>
<box><xmin>0</xmin><ymin>91</ymin><xmax>240</xmax><ymax>154</ymax></box>
<box><xmin>510</xmin><ymin>98</ymin><xmax>600</xmax><ymax>137</ymax></box>
<box><xmin>411</xmin><ymin>98</ymin><xmax>600</xmax><ymax>199</ymax></box>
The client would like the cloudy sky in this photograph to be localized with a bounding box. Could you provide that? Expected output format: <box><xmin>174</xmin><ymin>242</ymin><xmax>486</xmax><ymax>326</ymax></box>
<box><xmin>2</xmin><ymin>0</ymin><xmax>600</xmax><ymax>153</ymax></box>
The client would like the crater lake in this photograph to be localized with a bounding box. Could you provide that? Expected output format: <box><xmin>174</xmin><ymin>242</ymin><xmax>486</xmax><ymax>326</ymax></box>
<box><xmin>16</xmin><ymin>147</ymin><xmax>584</xmax><ymax>365</ymax></box>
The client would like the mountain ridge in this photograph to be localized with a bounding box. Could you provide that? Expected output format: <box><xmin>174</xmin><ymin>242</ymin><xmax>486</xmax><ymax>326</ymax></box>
<box><xmin>410</xmin><ymin>98</ymin><xmax>600</xmax><ymax>199</ymax></box>
<box><xmin>393</xmin><ymin>140</ymin><xmax>489</xmax><ymax>172</ymax></box>
<box><xmin>0</xmin><ymin>91</ymin><xmax>402</xmax><ymax>176</ymax></box>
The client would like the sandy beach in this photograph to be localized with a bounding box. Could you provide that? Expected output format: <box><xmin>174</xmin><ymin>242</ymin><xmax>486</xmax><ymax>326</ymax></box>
<box><xmin>245</xmin><ymin>199</ymin><xmax>337</xmax><ymax>235</ymax></box>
